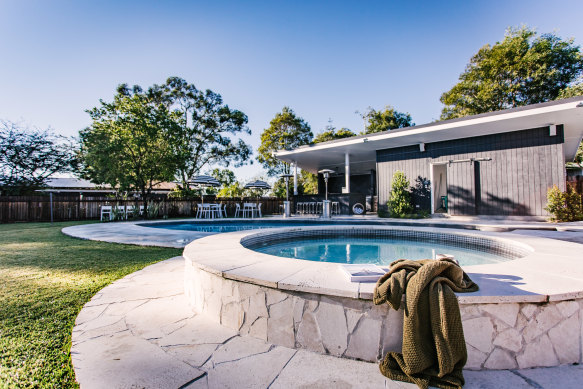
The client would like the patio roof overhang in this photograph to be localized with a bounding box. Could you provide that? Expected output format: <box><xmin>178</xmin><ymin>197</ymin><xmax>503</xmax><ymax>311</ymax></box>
<box><xmin>275</xmin><ymin>97</ymin><xmax>583</xmax><ymax>175</ymax></box>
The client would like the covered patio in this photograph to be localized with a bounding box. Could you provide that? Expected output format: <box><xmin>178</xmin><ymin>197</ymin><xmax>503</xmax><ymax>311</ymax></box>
<box><xmin>276</xmin><ymin>97</ymin><xmax>583</xmax><ymax>217</ymax></box>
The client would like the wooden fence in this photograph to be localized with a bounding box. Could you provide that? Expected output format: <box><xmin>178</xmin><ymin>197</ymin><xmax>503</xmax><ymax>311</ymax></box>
<box><xmin>0</xmin><ymin>196</ymin><xmax>285</xmax><ymax>223</ymax></box>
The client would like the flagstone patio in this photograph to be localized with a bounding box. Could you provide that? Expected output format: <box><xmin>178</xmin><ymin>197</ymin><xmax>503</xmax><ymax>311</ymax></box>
<box><xmin>71</xmin><ymin>255</ymin><xmax>583</xmax><ymax>388</ymax></box>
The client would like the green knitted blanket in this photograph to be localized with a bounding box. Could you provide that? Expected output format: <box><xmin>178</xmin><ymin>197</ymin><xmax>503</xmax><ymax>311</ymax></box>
<box><xmin>373</xmin><ymin>258</ymin><xmax>478</xmax><ymax>389</ymax></box>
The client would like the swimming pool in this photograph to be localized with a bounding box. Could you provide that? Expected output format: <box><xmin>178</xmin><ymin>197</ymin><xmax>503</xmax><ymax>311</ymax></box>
<box><xmin>139</xmin><ymin>219</ymin><xmax>494</xmax><ymax>233</ymax></box>
<box><xmin>251</xmin><ymin>236</ymin><xmax>509</xmax><ymax>266</ymax></box>
<box><xmin>140</xmin><ymin>219</ymin><xmax>368</xmax><ymax>233</ymax></box>
<box><xmin>142</xmin><ymin>221</ymin><xmax>327</xmax><ymax>233</ymax></box>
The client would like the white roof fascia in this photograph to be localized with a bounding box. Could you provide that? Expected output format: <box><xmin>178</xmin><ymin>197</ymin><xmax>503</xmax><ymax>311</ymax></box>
<box><xmin>276</xmin><ymin>99</ymin><xmax>583</xmax><ymax>157</ymax></box>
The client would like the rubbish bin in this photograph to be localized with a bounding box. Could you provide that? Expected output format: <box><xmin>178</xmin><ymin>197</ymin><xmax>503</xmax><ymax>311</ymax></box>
<box><xmin>283</xmin><ymin>201</ymin><xmax>291</xmax><ymax>218</ymax></box>
<box><xmin>440</xmin><ymin>195</ymin><xmax>448</xmax><ymax>211</ymax></box>
<box><xmin>322</xmin><ymin>200</ymin><xmax>331</xmax><ymax>219</ymax></box>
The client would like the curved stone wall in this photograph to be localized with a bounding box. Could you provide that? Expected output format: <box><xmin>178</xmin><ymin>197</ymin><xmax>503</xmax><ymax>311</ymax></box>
<box><xmin>183</xmin><ymin>226</ymin><xmax>583</xmax><ymax>370</ymax></box>
<box><xmin>184</xmin><ymin>258</ymin><xmax>583</xmax><ymax>370</ymax></box>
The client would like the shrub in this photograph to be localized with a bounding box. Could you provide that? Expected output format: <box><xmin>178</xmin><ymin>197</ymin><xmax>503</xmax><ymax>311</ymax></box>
<box><xmin>147</xmin><ymin>200</ymin><xmax>162</xmax><ymax>219</ymax></box>
<box><xmin>545</xmin><ymin>185</ymin><xmax>583</xmax><ymax>222</ymax></box>
<box><xmin>387</xmin><ymin>171</ymin><xmax>413</xmax><ymax>218</ymax></box>
<box><xmin>110</xmin><ymin>205</ymin><xmax>125</xmax><ymax>221</ymax></box>
<box><xmin>129</xmin><ymin>205</ymin><xmax>141</xmax><ymax>219</ymax></box>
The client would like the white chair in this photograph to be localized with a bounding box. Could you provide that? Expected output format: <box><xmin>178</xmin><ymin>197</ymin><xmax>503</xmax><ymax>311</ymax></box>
<box><xmin>202</xmin><ymin>204</ymin><xmax>212</xmax><ymax>219</ymax></box>
<box><xmin>210</xmin><ymin>204</ymin><xmax>221</xmax><ymax>219</ymax></box>
<box><xmin>125</xmin><ymin>205</ymin><xmax>135</xmax><ymax>218</ymax></box>
<box><xmin>332</xmin><ymin>202</ymin><xmax>340</xmax><ymax>215</ymax></box>
<box><xmin>221</xmin><ymin>204</ymin><xmax>228</xmax><ymax>218</ymax></box>
<box><xmin>257</xmin><ymin>203</ymin><xmax>262</xmax><ymax>218</ymax></box>
<box><xmin>100</xmin><ymin>205</ymin><xmax>112</xmax><ymax>221</ymax></box>
<box><xmin>234</xmin><ymin>203</ymin><xmax>241</xmax><ymax>218</ymax></box>
<box><xmin>243</xmin><ymin>203</ymin><xmax>256</xmax><ymax>218</ymax></box>
<box><xmin>196</xmin><ymin>204</ymin><xmax>211</xmax><ymax>219</ymax></box>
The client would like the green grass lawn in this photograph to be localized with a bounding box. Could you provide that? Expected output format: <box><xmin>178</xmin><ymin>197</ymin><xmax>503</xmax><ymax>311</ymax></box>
<box><xmin>0</xmin><ymin>221</ymin><xmax>182</xmax><ymax>388</ymax></box>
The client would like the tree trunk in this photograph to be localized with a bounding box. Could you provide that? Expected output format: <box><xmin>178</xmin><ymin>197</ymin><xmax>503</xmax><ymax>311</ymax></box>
<box><xmin>142</xmin><ymin>189</ymin><xmax>148</xmax><ymax>219</ymax></box>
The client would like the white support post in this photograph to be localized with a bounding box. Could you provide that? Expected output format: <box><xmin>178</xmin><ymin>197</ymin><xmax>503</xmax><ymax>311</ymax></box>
<box><xmin>430</xmin><ymin>163</ymin><xmax>434</xmax><ymax>214</ymax></box>
<box><xmin>344</xmin><ymin>153</ymin><xmax>350</xmax><ymax>193</ymax></box>
<box><xmin>293</xmin><ymin>162</ymin><xmax>298</xmax><ymax>195</ymax></box>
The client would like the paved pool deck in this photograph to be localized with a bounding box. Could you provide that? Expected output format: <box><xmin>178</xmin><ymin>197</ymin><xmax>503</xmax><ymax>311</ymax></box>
<box><xmin>72</xmin><ymin>256</ymin><xmax>583</xmax><ymax>389</ymax></box>
<box><xmin>67</xmin><ymin>217</ymin><xmax>583</xmax><ymax>388</ymax></box>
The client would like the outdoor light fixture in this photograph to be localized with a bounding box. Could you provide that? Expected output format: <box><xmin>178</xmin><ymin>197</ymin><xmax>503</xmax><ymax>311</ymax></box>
<box><xmin>549</xmin><ymin>124</ymin><xmax>557</xmax><ymax>136</ymax></box>
<box><xmin>318</xmin><ymin>169</ymin><xmax>335</xmax><ymax>201</ymax></box>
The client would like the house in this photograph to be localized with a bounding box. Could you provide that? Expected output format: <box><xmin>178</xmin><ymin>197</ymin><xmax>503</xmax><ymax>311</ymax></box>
<box><xmin>275</xmin><ymin>97</ymin><xmax>583</xmax><ymax>216</ymax></box>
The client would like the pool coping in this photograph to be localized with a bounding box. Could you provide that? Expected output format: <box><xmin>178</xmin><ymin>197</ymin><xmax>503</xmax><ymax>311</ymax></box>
<box><xmin>183</xmin><ymin>225</ymin><xmax>583</xmax><ymax>305</ymax></box>
<box><xmin>62</xmin><ymin>216</ymin><xmax>583</xmax><ymax>249</ymax></box>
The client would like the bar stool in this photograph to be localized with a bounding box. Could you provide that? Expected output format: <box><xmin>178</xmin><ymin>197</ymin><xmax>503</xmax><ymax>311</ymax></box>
<box><xmin>296</xmin><ymin>202</ymin><xmax>303</xmax><ymax>214</ymax></box>
<box><xmin>331</xmin><ymin>202</ymin><xmax>340</xmax><ymax>215</ymax></box>
<box><xmin>316</xmin><ymin>202</ymin><xmax>323</xmax><ymax>214</ymax></box>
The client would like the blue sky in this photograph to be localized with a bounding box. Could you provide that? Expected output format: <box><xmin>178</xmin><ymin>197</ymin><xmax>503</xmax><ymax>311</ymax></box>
<box><xmin>1</xmin><ymin>0</ymin><xmax>583</xmax><ymax>180</ymax></box>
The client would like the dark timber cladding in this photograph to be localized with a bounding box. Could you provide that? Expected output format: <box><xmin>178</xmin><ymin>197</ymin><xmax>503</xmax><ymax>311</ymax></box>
<box><xmin>376</xmin><ymin>126</ymin><xmax>565</xmax><ymax>216</ymax></box>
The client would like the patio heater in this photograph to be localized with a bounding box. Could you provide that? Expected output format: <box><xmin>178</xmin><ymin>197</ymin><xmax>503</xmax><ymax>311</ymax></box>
<box><xmin>318</xmin><ymin>169</ymin><xmax>335</xmax><ymax>218</ymax></box>
<box><xmin>280</xmin><ymin>173</ymin><xmax>294</xmax><ymax>218</ymax></box>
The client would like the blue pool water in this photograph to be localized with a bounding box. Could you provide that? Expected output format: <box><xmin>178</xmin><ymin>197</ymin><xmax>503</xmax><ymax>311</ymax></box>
<box><xmin>252</xmin><ymin>237</ymin><xmax>508</xmax><ymax>266</ymax></box>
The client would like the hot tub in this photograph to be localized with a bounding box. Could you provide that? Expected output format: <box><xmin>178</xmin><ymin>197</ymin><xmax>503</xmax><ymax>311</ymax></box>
<box><xmin>183</xmin><ymin>225</ymin><xmax>583</xmax><ymax>370</ymax></box>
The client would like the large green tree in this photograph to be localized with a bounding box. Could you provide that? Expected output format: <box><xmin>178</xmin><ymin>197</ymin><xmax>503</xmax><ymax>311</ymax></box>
<box><xmin>313</xmin><ymin>125</ymin><xmax>356</xmax><ymax>143</ymax></box>
<box><xmin>257</xmin><ymin>107</ymin><xmax>313</xmax><ymax>176</ymax></box>
<box><xmin>147</xmin><ymin>77</ymin><xmax>252</xmax><ymax>185</ymax></box>
<box><xmin>0</xmin><ymin>120</ymin><xmax>76</xmax><ymax>195</ymax></box>
<box><xmin>361</xmin><ymin>106</ymin><xmax>414</xmax><ymax>134</ymax></box>
<box><xmin>204</xmin><ymin>168</ymin><xmax>237</xmax><ymax>195</ymax></box>
<box><xmin>79</xmin><ymin>88</ymin><xmax>181</xmax><ymax>205</ymax></box>
<box><xmin>558</xmin><ymin>76</ymin><xmax>583</xmax><ymax>99</ymax></box>
<box><xmin>440</xmin><ymin>26</ymin><xmax>583</xmax><ymax>120</ymax></box>
<box><xmin>80</xmin><ymin>78</ymin><xmax>252</xmax><ymax>206</ymax></box>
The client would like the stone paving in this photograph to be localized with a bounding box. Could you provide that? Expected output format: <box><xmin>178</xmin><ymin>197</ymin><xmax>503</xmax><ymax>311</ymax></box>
<box><xmin>72</xmin><ymin>256</ymin><xmax>583</xmax><ymax>388</ymax></box>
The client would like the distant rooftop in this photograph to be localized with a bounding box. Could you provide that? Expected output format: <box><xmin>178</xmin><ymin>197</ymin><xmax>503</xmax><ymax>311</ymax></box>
<box><xmin>43</xmin><ymin>178</ymin><xmax>177</xmax><ymax>193</ymax></box>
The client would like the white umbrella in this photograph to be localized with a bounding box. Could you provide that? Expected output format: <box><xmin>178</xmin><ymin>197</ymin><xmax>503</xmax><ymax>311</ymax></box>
<box><xmin>244</xmin><ymin>180</ymin><xmax>271</xmax><ymax>202</ymax></box>
<box><xmin>243</xmin><ymin>180</ymin><xmax>271</xmax><ymax>190</ymax></box>
<box><xmin>187</xmin><ymin>175</ymin><xmax>221</xmax><ymax>204</ymax></box>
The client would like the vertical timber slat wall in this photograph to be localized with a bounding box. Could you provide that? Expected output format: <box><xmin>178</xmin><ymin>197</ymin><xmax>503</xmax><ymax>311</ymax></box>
<box><xmin>376</xmin><ymin>126</ymin><xmax>565</xmax><ymax>216</ymax></box>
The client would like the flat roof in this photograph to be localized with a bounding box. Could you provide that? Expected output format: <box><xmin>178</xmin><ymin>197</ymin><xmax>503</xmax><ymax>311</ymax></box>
<box><xmin>276</xmin><ymin>97</ymin><xmax>583</xmax><ymax>174</ymax></box>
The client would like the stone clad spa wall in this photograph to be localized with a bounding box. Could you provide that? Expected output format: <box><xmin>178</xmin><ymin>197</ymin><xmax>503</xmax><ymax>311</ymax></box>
<box><xmin>185</xmin><ymin>258</ymin><xmax>583</xmax><ymax>370</ymax></box>
<box><xmin>185</xmin><ymin>258</ymin><xmax>404</xmax><ymax>361</ymax></box>
<box><xmin>460</xmin><ymin>300</ymin><xmax>583</xmax><ymax>369</ymax></box>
